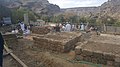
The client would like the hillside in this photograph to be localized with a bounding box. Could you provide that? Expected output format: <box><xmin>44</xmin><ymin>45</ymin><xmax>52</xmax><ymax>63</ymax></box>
<box><xmin>99</xmin><ymin>0</ymin><xmax>120</xmax><ymax>19</ymax></box>
<box><xmin>2</xmin><ymin>0</ymin><xmax>60</xmax><ymax>16</ymax></box>
<box><xmin>61</xmin><ymin>7</ymin><xmax>98</xmax><ymax>17</ymax></box>
<box><xmin>61</xmin><ymin>0</ymin><xmax>120</xmax><ymax>20</ymax></box>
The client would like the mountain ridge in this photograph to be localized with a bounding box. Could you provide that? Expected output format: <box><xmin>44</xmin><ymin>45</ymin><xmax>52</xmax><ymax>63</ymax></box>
<box><xmin>2</xmin><ymin>0</ymin><xmax>60</xmax><ymax>16</ymax></box>
<box><xmin>61</xmin><ymin>0</ymin><xmax>120</xmax><ymax>20</ymax></box>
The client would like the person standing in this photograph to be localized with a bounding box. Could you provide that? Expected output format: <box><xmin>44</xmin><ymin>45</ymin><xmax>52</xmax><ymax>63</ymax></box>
<box><xmin>19</xmin><ymin>22</ymin><xmax>25</xmax><ymax>32</ymax></box>
<box><xmin>72</xmin><ymin>24</ymin><xmax>75</xmax><ymax>31</ymax></box>
<box><xmin>65</xmin><ymin>22</ymin><xmax>71</xmax><ymax>32</ymax></box>
<box><xmin>80</xmin><ymin>23</ymin><xmax>85</xmax><ymax>31</ymax></box>
<box><xmin>0</xmin><ymin>32</ymin><xmax>4</xmax><ymax>67</ymax></box>
<box><xmin>61</xmin><ymin>25</ymin><xmax>65</xmax><ymax>32</ymax></box>
<box><xmin>55</xmin><ymin>24</ymin><xmax>60</xmax><ymax>32</ymax></box>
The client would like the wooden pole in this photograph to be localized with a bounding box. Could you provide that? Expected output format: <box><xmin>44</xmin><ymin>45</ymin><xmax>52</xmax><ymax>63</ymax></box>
<box><xmin>4</xmin><ymin>45</ymin><xmax>28</xmax><ymax>67</ymax></box>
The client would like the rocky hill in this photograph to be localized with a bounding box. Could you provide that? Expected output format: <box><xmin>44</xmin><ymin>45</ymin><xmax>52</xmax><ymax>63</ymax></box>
<box><xmin>61</xmin><ymin>7</ymin><xmax>99</xmax><ymax>17</ymax></box>
<box><xmin>99</xmin><ymin>0</ymin><xmax>120</xmax><ymax>19</ymax></box>
<box><xmin>62</xmin><ymin>0</ymin><xmax>120</xmax><ymax>20</ymax></box>
<box><xmin>2</xmin><ymin>0</ymin><xmax>60</xmax><ymax>16</ymax></box>
<box><xmin>2</xmin><ymin>0</ymin><xmax>120</xmax><ymax>20</ymax></box>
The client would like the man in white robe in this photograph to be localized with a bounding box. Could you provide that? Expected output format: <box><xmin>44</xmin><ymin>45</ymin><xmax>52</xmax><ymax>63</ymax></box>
<box><xmin>20</xmin><ymin>22</ymin><xmax>25</xmax><ymax>32</ymax></box>
<box><xmin>65</xmin><ymin>23</ymin><xmax>71</xmax><ymax>32</ymax></box>
<box><xmin>80</xmin><ymin>24</ymin><xmax>85</xmax><ymax>31</ymax></box>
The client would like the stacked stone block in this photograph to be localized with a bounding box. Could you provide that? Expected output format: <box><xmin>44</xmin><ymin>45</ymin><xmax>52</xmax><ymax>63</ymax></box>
<box><xmin>31</xmin><ymin>27</ymin><xmax>50</xmax><ymax>35</ymax></box>
<box><xmin>75</xmin><ymin>41</ymin><xmax>120</xmax><ymax>67</ymax></box>
<box><xmin>33</xmin><ymin>32</ymin><xmax>81</xmax><ymax>53</ymax></box>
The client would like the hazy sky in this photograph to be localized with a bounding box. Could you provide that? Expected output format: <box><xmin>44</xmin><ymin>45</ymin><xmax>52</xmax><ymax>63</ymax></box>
<box><xmin>48</xmin><ymin>0</ymin><xmax>108</xmax><ymax>8</ymax></box>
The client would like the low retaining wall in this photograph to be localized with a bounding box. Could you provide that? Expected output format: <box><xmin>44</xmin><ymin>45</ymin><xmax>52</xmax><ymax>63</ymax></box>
<box><xmin>3</xmin><ymin>33</ymin><xmax>18</xmax><ymax>49</ymax></box>
<box><xmin>33</xmin><ymin>32</ymin><xmax>81</xmax><ymax>53</ymax></box>
<box><xmin>31</xmin><ymin>27</ymin><xmax>50</xmax><ymax>35</ymax></box>
<box><xmin>75</xmin><ymin>41</ymin><xmax>120</xmax><ymax>67</ymax></box>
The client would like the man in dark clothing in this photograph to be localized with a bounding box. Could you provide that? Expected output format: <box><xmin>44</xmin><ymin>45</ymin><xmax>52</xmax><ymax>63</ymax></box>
<box><xmin>0</xmin><ymin>32</ymin><xmax>4</xmax><ymax>67</ymax></box>
<box><xmin>55</xmin><ymin>25</ymin><xmax>60</xmax><ymax>32</ymax></box>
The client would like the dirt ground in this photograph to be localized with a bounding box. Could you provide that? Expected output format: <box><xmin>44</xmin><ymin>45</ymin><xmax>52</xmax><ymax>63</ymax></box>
<box><xmin>3</xmin><ymin>35</ymin><xmax>114</xmax><ymax>67</ymax></box>
<box><xmin>89</xmin><ymin>35</ymin><xmax>120</xmax><ymax>45</ymax></box>
<box><xmin>83</xmin><ymin>41</ymin><xmax>120</xmax><ymax>55</ymax></box>
<box><xmin>3</xmin><ymin>55</ymin><xmax>21</xmax><ymax>67</ymax></box>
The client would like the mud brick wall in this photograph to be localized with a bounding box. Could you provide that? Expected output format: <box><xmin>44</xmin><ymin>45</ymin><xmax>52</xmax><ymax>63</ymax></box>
<box><xmin>3</xmin><ymin>33</ymin><xmax>18</xmax><ymax>49</ymax></box>
<box><xmin>31</xmin><ymin>27</ymin><xmax>50</xmax><ymax>35</ymax></box>
<box><xmin>33</xmin><ymin>37</ymin><xmax>65</xmax><ymax>52</ymax></box>
<box><xmin>75</xmin><ymin>41</ymin><xmax>120</xmax><ymax>67</ymax></box>
<box><xmin>0</xmin><ymin>26</ymin><xmax>12</xmax><ymax>33</ymax></box>
<box><xmin>33</xmin><ymin>32</ymin><xmax>81</xmax><ymax>53</ymax></box>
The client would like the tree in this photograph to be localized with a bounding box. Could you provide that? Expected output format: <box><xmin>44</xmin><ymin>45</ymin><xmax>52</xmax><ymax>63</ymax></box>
<box><xmin>69</xmin><ymin>15</ymin><xmax>78</xmax><ymax>23</ymax></box>
<box><xmin>11</xmin><ymin>9</ymin><xmax>37</xmax><ymax>24</ymax></box>
<box><xmin>114</xmin><ymin>20</ymin><xmax>120</xmax><ymax>27</ymax></box>
<box><xmin>79</xmin><ymin>17</ymin><xmax>87</xmax><ymax>23</ymax></box>
<box><xmin>28</xmin><ymin>12</ymin><xmax>36</xmax><ymax>22</ymax></box>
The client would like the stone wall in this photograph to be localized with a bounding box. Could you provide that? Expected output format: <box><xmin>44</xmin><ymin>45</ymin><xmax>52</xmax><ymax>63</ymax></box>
<box><xmin>75</xmin><ymin>41</ymin><xmax>120</xmax><ymax>67</ymax></box>
<box><xmin>33</xmin><ymin>32</ymin><xmax>81</xmax><ymax>53</ymax></box>
<box><xmin>31</xmin><ymin>27</ymin><xmax>50</xmax><ymax>35</ymax></box>
<box><xmin>3</xmin><ymin>33</ymin><xmax>18</xmax><ymax>49</ymax></box>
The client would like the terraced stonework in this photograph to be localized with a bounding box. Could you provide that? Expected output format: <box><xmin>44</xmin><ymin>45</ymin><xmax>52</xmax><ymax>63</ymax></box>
<box><xmin>33</xmin><ymin>32</ymin><xmax>81</xmax><ymax>53</ymax></box>
<box><xmin>75</xmin><ymin>36</ymin><xmax>120</xmax><ymax>67</ymax></box>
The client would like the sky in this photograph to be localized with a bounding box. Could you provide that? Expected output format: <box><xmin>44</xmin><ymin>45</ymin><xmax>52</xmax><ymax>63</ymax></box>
<box><xmin>48</xmin><ymin>0</ymin><xmax>108</xmax><ymax>8</ymax></box>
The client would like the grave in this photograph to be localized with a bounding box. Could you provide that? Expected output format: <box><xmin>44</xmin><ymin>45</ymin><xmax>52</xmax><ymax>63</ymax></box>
<box><xmin>33</xmin><ymin>32</ymin><xmax>81</xmax><ymax>53</ymax></box>
<box><xmin>75</xmin><ymin>36</ymin><xmax>120</xmax><ymax>67</ymax></box>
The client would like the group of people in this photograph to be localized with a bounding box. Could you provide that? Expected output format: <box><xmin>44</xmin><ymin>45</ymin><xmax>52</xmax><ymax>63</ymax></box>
<box><xmin>53</xmin><ymin>22</ymin><xmax>75</xmax><ymax>32</ymax></box>
<box><xmin>11</xmin><ymin>22</ymin><xmax>30</xmax><ymax>36</ymax></box>
<box><xmin>53</xmin><ymin>22</ymin><xmax>99</xmax><ymax>34</ymax></box>
<box><xmin>19</xmin><ymin>22</ymin><xmax>30</xmax><ymax>36</ymax></box>
<box><xmin>53</xmin><ymin>22</ymin><xmax>86</xmax><ymax>32</ymax></box>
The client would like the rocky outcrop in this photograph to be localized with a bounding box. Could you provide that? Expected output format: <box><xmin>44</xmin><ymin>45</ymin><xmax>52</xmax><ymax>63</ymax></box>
<box><xmin>3</xmin><ymin>0</ymin><xmax>60</xmax><ymax>16</ymax></box>
<box><xmin>2</xmin><ymin>0</ymin><xmax>120</xmax><ymax>19</ymax></box>
<box><xmin>99</xmin><ymin>0</ymin><xmax>120</xmax><ymax>19</ymax></box>
<box><xmin>61</xmin><ymin>7</ymin><xmax>99</xmax><ymax>17</ymax></box>
<box><xmin>62</xmin><ymin>0</ymin><xmax>120</xmax><ymax>20</ymax></box>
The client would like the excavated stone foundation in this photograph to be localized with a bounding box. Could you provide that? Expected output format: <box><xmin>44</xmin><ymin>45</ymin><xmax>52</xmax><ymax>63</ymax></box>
<box><xmin>33</xmin><ymin>32</ymin><xmax>82</xmax><ymax>53</ymax></box>
<box><xmin>75</xmin><ymin>36</ymin><xmax>120</xmax><ymax>67</ymax></box>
